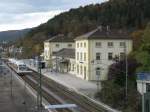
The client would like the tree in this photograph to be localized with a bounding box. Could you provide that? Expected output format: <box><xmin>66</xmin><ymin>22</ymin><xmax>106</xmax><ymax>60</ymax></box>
<box><xmin>96</xmin><ymin>57</ymin><xmax>141</xmax><ymax>112</ymax></box>
<box><xmin>108</xmin><ymin>57</ymin><xmax>139</xmax><ymax>87</ymax></box>
<box><xmin>131</xmin><ymin>30</ymin><xmax>144</xmax><ymax>50</ymax></box>
<box><xmin>135</xmin><ymin>23</ymin><xmax>150</xmax><ymax>72</ymax></box>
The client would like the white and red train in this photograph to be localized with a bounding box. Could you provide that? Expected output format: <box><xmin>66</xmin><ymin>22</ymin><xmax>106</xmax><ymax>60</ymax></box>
<box><xmin>8</xmin><ymin>58</ymin><xmax>32</xmax><ymax>73</ymax></box>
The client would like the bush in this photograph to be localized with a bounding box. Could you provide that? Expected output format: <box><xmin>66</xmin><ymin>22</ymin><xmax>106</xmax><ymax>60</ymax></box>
<box><xmin>95</xmin><ymin>81</ymin><xmax>141</xmax><ymax>112</ymax></box>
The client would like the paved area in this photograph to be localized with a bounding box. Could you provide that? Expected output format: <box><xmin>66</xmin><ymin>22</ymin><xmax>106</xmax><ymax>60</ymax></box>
<box><xmin>22</xmin><ymin>59</ymin><xmax>119</xmax><ymax>112</ymax></box>
<box><xmin>0</xmin><ymin>62</ymin><xmax>37</xmax><ymax>112</ymax></box>
<box><xmin>24</xmin><ymin>59</ymin><xmax>100</xmax><ymax>98</ymax></box>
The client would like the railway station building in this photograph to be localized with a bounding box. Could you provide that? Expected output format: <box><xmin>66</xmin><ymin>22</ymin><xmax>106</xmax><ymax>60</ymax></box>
<box><xmin>52</xmin><ymin>48</ymin><xmax>76</xmax><ymax>75</ymax></box>
<box><xmin>44</xmin><ymin>26</ymin><xmax>133</xmax><ymax>81</ymax></box>
<box><xmin>75</xmin><ymin>27</ymin><xmax>132</xmax><ymax>80</ymax></box>
<box><xmin>44</xmin><ymin>34</ymin><xmax>75</xmax><ymax>67</ymax></box>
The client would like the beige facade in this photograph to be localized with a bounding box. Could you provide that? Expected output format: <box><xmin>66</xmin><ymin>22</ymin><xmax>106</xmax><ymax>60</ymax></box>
<box><xmin>75</xmin><ymin>39</ymin><xmax>133</xmax><ymax>81</ymax></box>
<box><xmin>44</xmin><ymin>41</ymin><xmax>75</xmax><ymax>67</ymax></box>
<box><xmin>43</xmin><ymin>28</ymin><xmax>133</xmax><ymax>81</ymax></box>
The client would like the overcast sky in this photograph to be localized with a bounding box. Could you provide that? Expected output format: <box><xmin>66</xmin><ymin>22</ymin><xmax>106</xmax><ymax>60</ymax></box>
<box><xmin>0</xmin><ymin>0</ymin><xmax>106</xmax><ymax>31</ymax></box>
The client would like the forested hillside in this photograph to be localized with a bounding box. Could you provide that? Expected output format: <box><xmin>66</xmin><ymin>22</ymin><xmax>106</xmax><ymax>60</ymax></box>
<box><xmin>17</xmin><ymin>0</ymin><xmax>150</xmax><ymax>57</ymax></box>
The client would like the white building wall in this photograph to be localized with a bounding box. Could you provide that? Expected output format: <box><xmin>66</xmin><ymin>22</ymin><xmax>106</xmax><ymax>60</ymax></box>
<box><xmin>75</xmin><ymin>39</ymin><xmax>133</xmax><ymax>81</ymax></box>
<box><xmin>44</xmin><ymin>42</ymin><xmax>75</xmax><ymax>67</ymax></box>
<box><xmin>69</xmin><ymin>58</ymin><xmax>76</xmax><ymax>75</ymax></box>
<box><xmin>50</xmin><ymin>42</ymin><xmax>75</xmax><ymax>53</ymax></box>
<box><xmin>44</xmin><ymin>42</ymin><xmax>51</xmax><ymax>61</ymax></box>
<box><xmin>75</xmin><ymin>40</ymin><xmax>89</xmax><ymax>80</ymax></box>
<box><xmin>89</xmin><ymin>39</ymin><xmax>132</xmax><ymax>80</ymax></box>
<box><xmin>137</xmin><ymin>80</ymin><xmax>150</xmax><ymax>95</ymax></box>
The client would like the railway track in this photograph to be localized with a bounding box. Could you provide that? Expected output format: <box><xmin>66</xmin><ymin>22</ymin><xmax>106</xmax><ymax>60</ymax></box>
<box><xmin>6</xmin><ymin>62</ymin><xmax>73</xmax><ymax>112</ymax></box>
<box><xmin>24</xmin><ymin>69</ymin><xmax>107</xmax><ymax>112</ymax></box>
<box><xmin>6</xmin><ymin>61</ymin><xmax>109</xmax><ymax>112</ymax></box>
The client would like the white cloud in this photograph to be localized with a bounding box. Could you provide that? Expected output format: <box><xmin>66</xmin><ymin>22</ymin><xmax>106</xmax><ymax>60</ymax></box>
<box><xmin>0</xmin><ymin>10</ymin><xmax>64</xmax><ymax>31</ymax></box>
<box><xmin>0</xmin><ymin>0</ymin><xmax>107</xmax><ymax>31</ymax></box>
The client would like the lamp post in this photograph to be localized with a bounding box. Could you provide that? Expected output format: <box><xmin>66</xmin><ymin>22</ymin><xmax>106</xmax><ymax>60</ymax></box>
<box><xmin>124</xmin><ymin>43</ymin><xmax>128</xmax><ymax>102</ymax></box>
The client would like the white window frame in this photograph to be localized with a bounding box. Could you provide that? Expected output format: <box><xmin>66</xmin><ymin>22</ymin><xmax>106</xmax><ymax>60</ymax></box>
<box><xmin>56</xmin><ymin>44</ymin><xmax>59</xmax><ymax>48</ymax></box>
<box><xmin>95</xmin><ymin>42</ymin><xmax>101</xmax><ymax>48</ymax></box>
<box><xmin>96</xmin><ymin>53</ymin><xmax>101</xmax><ymax>60</ymax></box>
<box><xmin>84</xmin><ymin>52</ymin><xmax>86</xmax><ymax>61</ymax></box>
<box><xmin>68</xmin><ymin>44</ymin><xmax>72</xmax><ymax>47</ymax></box>
<box><xmin>84</xmin><ymin>42</ymin><xmax>86</xmax><ymax>48</ymax></box>
<box><xmin>120</xmin><ymin>42</ymin><xmax>125</xmax><ymax>48</ymax></box>
<box><xmin>108</xmin><ymin>42</ymin><xmax>113</xmax><ymax>48</ymax></box>
<box><xmin>108</xmin><ymin>52</ymin><xmax>113</xmax><ymax>60</ymax></box>
<box><xmin>96</xmin><ymin>67</ymin><xmax>101</xmax><ymax>76</ymax></box>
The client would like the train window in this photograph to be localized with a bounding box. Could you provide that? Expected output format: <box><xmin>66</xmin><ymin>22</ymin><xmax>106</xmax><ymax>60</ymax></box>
<box><xmin>19</xmin><ymin>65</ymin><xmax>27</xmax><ymax>71</ymax></box>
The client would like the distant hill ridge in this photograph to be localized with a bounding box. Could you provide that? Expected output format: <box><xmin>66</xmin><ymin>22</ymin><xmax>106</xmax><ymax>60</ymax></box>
<box><xmin>0</xmin><ymin>29</ymin><xmax>30</xmax><ymax>41</ymax></box>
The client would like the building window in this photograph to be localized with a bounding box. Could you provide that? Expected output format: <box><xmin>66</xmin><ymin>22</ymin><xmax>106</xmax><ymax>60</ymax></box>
<box><xmin>108</xmin><ymin>42</ymin><xmax>113</xmax><ymax>48</ymax></box>
<box><xmin>56</xmin><ymin>44</ymin><xmax>59</xmax><ymax>48</ymax></box>
<box><xmin>146</xmin><ymin>84</ymin><xmax>150</xmax><ymax>92</ymax></box>
<box><xmin>77</xmin><ymin>65</ymin><xmax>79</xmax><ymax>74</ymax></box>
<box><xmin>84</xmin><ymin>42</ymin><xmax>86</xmax><ymax>48</ymax></box>
<box><xmin>77</xmin><ymin>52</ymin><xmax>79</xmax><ymax>60</ymax></box>
<box><xmin>120</xmin><ymin>52</ymin><xmax>125</xmax><ymax>60</ymax></box>
<box><xmin>77</xmin><ymin>43</ymin><xmax>79</xmax><ymax>48</ymax></box>
<box><xmin>108</xmin><ymin>52</ymin><xmax>113</xmax><ymax>60</ymax></box>
<box><xmin>68</xmin><ymin>44</ymin><xmax>72</xmax><ymax>47</ymax></box>
<box><xmin>80</xmin><ymin>66</ymin><xmax>83</xmax><ymax>75</ymax></box>
<box><xmin>72</xmin><ymin>64</ymin><xmax>74</xmax><ymax>71</ymax></box>
<box><xmin>95</xmin><ymin>42</ymin><xmax>101</xmax><ymax>48</ymax></box>
<box><xmin>96</xmin><ymin>53</ymin><xmax>101</xmax><ymax>60</ymax></box>
<box><xmin>96</xmin><ymin>67</ymin><xmax>101</xmax><ymax>76</ymax></box>
<box><xmin>84</xmin><ymin>66</ymin><xmax>86</xmax><ymax>79</ymax></box>
<box><xmin>120</xmin><ymin>42</ymin><xmax>125</xmax><ymax>47</ymax></box>
<box><xmin>80</xmin><ymin>43</ymin><xmax>83</xmax><ymax>47</ymax></box>
<box><xmin>84</xmin><ymin>52</ymin><xmax>86</xmax><ymax>61</ymax></box>
<box><xmin>80</xmin><ymin>52</ymin><xmax>82</xmax><ymax>61</ymax></box>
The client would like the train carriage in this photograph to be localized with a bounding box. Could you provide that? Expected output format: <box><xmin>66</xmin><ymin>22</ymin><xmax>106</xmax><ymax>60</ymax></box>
<box><xmin>8</xmin><ymin>58</ymin><xmax>32</xmax><ymax>74</ymax></box>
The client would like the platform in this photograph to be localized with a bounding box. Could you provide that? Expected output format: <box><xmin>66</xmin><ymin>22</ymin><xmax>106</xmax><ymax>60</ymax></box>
<box><xmin>23</xmin><ymin>59</ymin><xmax>100</xmax><ymax>98</ymax></box>
<box><xmin>0</xmin><ymin>63</ymin><xmax>37</xmax><ymax>112</ymax></box>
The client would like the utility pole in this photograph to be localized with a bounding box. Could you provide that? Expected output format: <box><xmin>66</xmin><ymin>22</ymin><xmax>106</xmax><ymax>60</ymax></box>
<box><xmin>124</xmin><ymin>42</ymin><xmax>128</xmax><ymax>102</ymax></box>
<box><xmin>142</xmin><ymin>80</ymin><xmax>145</xmax><ymax>112</ymax></box>
<box><xmin>37</xmin><ymin>56</ymin><xmax>42</xmax><ymax>112</ymax></box>
<box><xmin>10</xmin><ymin>69</ymin><xmax>13</xmax><ymax>97</ymax></box>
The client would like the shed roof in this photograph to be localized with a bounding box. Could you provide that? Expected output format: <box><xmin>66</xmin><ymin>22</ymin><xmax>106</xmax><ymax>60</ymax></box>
<box><xmin>45</xmin><ymin>34</ymin><xmax>74</xmax><ymax>42</ymax></box>
<box><xmin>53</xmin><ymin>48</ymin><xmax>75</xmax><ymax>59</ymax></box>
